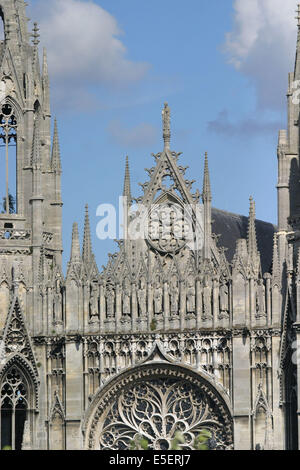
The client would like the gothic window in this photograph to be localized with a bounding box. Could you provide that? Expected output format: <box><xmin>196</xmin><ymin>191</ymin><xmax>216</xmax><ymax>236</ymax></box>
<box><xmin>0</xmin><ymin>103</ymin><xmax>17</xmax><ymax>214</ymax></box>
<box><xmin>0</xmin><ymin>367</ymin><xmax>29</xmax><ymax>450</ymax></box>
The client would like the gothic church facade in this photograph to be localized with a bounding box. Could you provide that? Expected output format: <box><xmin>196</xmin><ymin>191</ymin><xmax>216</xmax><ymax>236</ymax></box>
<box><xmin>0</xmin><ymin>0</ymin><xmax>298</xmax><ymax>450</ymax></box>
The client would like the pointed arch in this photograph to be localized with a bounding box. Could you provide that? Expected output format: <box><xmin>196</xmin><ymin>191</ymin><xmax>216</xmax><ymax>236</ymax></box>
<box><xmin>0</xmin><ymin>355</ymin><xmax>39</xmax><ymax>450</ymax></box>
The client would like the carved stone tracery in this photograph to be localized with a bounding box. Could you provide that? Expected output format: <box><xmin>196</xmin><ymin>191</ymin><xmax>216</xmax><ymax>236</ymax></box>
<box><xmin>85</xmin><ymin>365</ymin><xmax>233</xmax><ymax>450</ymax></box>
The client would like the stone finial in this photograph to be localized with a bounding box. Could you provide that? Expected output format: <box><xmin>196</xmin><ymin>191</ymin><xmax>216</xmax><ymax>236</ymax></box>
<box><xmin>202</xmin><ymin>152</ymin><xmax>212</xmax><ymax>202</ymax></box>
<box><xmin>162</xmin><ymin>102</ymin><xmax>171</xmax><ymax>150</ymax></box>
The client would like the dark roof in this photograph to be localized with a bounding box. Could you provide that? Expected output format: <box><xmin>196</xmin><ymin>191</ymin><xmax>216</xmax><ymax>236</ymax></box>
<box><xmin>212</xmin><ymin>208</ymin><xmax>276</xmax><ymax>274</ymax></box>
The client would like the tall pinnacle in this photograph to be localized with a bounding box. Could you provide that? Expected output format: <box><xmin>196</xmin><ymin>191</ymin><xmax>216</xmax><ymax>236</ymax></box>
<box><xmin>123</xmin><ymin>156</ymin><xmax>132</xmax><ymax>204</ymax></box>
<box><xmin>202</xmin><ymin>152</ymin><xmax>212</xmax><ymax>202</ymax></box>
<box><xmin>70</xmin><ymin>223</ymin><xmax>81</xmax><ymax>263</ymax></box>
<box><xmin>82</xmin><ymin>204</ymin><xmax>93</xmax><ymax>263</ymax></box>
<box><xmin>51</xmin><ymin>119</ymin><xmax>61</xmax><ymax>172</ymax></box>
<box><xmin>247</xmin><ymin>196</ymin><xmax>258</xmax><ymax>259</ymax></box>
<box><xmin>272</xmin><ymin>234</ymin><xmax>280</xmax><ymax>286</ymax></box>
<box><xmin>162</xmin><ymin>102</ymin><xmax>171</xmax><ymax>150</ymax></box>
<box><xmin>31</xmin><ymin>117</ymin><xmax>41</xmax><ymax>169</ymax></box>
<box><xmin>42</xmin><ymin>47</ymin><xmax>49</xmax><ymax>78</ymax></box>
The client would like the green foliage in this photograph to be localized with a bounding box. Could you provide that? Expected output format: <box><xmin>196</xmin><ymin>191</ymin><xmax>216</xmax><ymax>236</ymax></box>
<box><xmin>2</xmin><ymin>446</ymin><xmax>12</xmax><ymax>450</ymax></box>
<box><xmin>193</xmin><ymin>429</ymin><xmax>212</xmax><ymax>451</ymax></box>
<box><xmin>129</xmin><ymin>429</ymin><xmax>212</xmax><ymax>451</ymax></box>
<box><xmin>129</xmin><ymin>434</ymin><xmax>149</xmax><ymax>450</ymax></box>
<box><xmin>171</xmin><ymin>431</ymin><xmax>185</xmax><ymax>450</ymax></box>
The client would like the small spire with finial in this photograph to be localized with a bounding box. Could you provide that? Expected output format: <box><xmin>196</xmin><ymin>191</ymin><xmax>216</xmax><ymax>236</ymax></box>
<box><xmin>162</xmin><ymin>102</ymin><xmax>171</xmax><ymax>150</ymax></box>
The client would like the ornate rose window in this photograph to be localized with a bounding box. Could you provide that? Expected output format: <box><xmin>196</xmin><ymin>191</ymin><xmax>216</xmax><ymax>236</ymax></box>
<box><xmin>147</xmin><ymin>199</ymin><xmax>194</xmax><ymax>254</ymax></box>
<box><xmin>85</xmin><ymin>365</ymin><xmax>233</xmax><ymax>450</ymax></box>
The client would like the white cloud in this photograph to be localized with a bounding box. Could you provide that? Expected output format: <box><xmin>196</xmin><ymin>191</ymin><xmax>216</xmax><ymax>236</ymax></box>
<box><xmin>224</xmin><ymin>0</ymin><xmax>298</xmax><ymax>109</ymax></box>
<box><xmin>30</xmin><ymin>0</ymin><xmax>149</xmax><ymax>107</ymax></box>
<box><xmin>108</xmin><ymin>120</ymin><xmax>157</xmax><ymax>148</ymax></box>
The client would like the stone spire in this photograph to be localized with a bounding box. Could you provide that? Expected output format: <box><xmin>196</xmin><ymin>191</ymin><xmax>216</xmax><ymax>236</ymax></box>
<box><xmin>82</xmin><ymin>205</ymin><xmax>93</xmax><ymax>263</ymax></box>
<box><xmin>162</xmin><ymin>102</ymin><xmax>171</xmax><ymax>150</ymax></box>
<box><xmin>202</xmin><ymin>153</ymin><xmax>212</xmax><ymax>259</ymax></box>
<box><xmin>42</xmin><ymin>48</ymin><xmax>50</xmax><ymax>113</ymax></box>
<box><xmin>202</xmin><ymin>152</ymin><xmax>212</xmax><ymax>202</ymax></box>
<box><xmin>247</xmin><ymin>196</ymin><xmax>258</xmax><ymax>260</ymax></box>
<box><xmin>42</xmin><ymin>47</ymin><xmax>49</xmax><ymax>78</ymax></box>
<box><xmin>70</xmin><ymin>222</ymin><xmax>81</xmax><ymax>263</ymax></box>
<box><xmin>51</xmin><ymin>119</ymin><xmax>61</xmax><ymax>172</ymax></box>
<box><xmin>123</xmin><ymin>156</ymin><xmax>132</xmax><ymax>204</ymax></box>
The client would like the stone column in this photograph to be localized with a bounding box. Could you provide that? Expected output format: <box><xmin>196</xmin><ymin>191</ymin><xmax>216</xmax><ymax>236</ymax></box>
<box><xmin>232</xmin><ymin>333</ymin><xmax>252</xmax><ymax>449</ymax></box>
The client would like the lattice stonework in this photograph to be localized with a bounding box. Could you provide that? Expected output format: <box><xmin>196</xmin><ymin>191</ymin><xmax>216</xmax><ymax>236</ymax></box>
<box><xmin>87</xmin><ymin>368</ymin><xmax>233</xmax><ymax>450</ymax></box>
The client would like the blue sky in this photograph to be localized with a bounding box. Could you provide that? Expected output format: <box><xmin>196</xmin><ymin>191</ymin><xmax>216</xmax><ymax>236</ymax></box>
<box><xmin>28</xmin><ymin>0</ymin><xmax>299</xmax><ymax>271</ymax></box>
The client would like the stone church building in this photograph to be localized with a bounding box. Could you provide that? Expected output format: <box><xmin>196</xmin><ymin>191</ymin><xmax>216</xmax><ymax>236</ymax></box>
<box><xmin>0</xmin><ymin>0</ymin><xmax>299</xmax><ymax>451</ymax></box>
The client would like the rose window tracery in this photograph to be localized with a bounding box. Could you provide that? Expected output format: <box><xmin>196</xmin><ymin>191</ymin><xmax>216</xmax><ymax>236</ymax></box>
<box><xmin>97</xmin><ymin>377</ymin><xmax>232</xmax><ymax>450</ymax></box>
<box><xmin>147</xmin><ymin>202</ymin><xmax>193</xmax><ymax>254</ymax></box>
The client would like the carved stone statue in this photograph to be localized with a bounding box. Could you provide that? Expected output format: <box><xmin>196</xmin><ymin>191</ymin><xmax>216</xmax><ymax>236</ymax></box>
<box><xmin>219</xmin><ymin>280</ymin><xmax>229</xmax><ymax>319</ymax></box>
<box><xmin>137</xmin><ymin>277</ymin><xmax>147</xmax><ymax>316</ymax></box>
<box><xmin>154</xmin><ymin>277</ymin><xmax>163</xmax><ymax>314</ymax></box>
<box><xmin>122</xmin><ymin>278</ymin><xmax>131</xmax><ymax>316</ymax></box>
<box><xmin>106</xmin><ymin>283</ymin><xmax>115</xmax><ymax>318</ymax></box>
<box><xmin>53</xmin><ymin>278</ymin><xmax>62</xmax><ymax>322</ymax></box>
<box><xmin>255</xmin><ymin>279</ymin><xmax>266</xmax><ymax>318</ymax></box>
<box><xmin>186</xmin><ymin>277</ymin><xmax>195</xmax><ymax>314</ymax></box>
<box><xmin>202</xmin><ymin>276</ymin><xmax>212</xmax><ymax>319</ymax></box>
<box><xmin>170</xmin><ymin>276</ymin><xmax>179</xmax><ymax>315</ymax></box>
<box><xmin>89</xmin><ymin>284</ymin><xmax>99</xmax><ymax>322</ymax></box>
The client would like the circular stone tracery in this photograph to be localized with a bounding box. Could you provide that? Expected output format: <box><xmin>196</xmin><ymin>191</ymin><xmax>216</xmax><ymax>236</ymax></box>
<box><xmin>87</xmin><ymin>367</ymin><xmax>233</xmax><ymax>450</ymax></box>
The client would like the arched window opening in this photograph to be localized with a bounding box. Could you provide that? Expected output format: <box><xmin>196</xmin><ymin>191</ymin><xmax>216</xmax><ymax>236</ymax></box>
<box><xmin>0</xmin><ymin>367</ymin><xmax>28</xmax><ymax>450</ymax></box>
<box><xmin>0</xmin><ymin>103</ymin><xmax>17</xmax><ymax>215</ymax></box>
